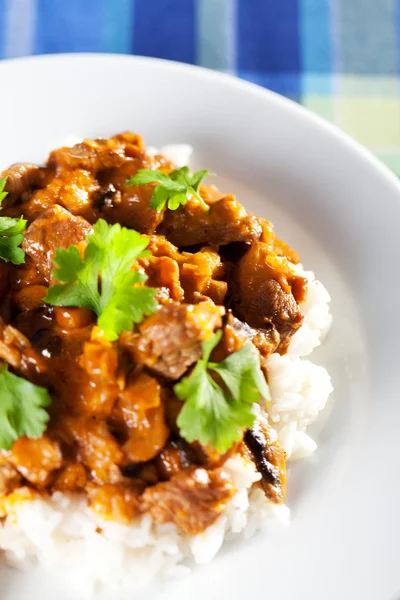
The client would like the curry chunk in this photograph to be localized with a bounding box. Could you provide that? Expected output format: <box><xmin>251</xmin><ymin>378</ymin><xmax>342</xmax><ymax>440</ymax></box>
<box><xmin>26</xmin><ymin>168</ymin><xmax>100</xmax><ymax>222</ymax></box>
<box><xmin>159</xmin><ymin>195</ymin><xmax>262</xmax><ymax>247</ymax></box>
<box><xmin>48</xmin><ymin>138</ymin><xmax>127</xmax><ymax>172</ymax></box>
<box><xmin>66</xmin><ymin>418</ymin><xmax>124</xmax><ymax>485</ymax></box>
<box><xmin>0</xmin><ymin>456</ymin><xmax>22</xmax><ymax>495</ymax></box>
<box><xmin>223</xmin><ymin>312</ymin><xmax>280</xmax><ymax>359</ymax></box>
<box><xmin>22</xmin><ymin>204</ymin><xmax>92</xmax><ymax>281</ymax></box>
<box><xmin>120</xmin><ymin>301</ymin><xmax>224</xmax><ymax>380</ymax></box>
<box><xmin>1</xmin><ymin>163</ymin><xmax>48</xmax><ymax>208</ymax></box>
<box><xmin>179</xmin><ymin>247</ymin><xmax>228</xmax><ymax>304</ymax></box>
<box><xmin>154</xmin><ymin>439</ymin><xmax>197</xmax><ymax>481</ymax></box>
<box><xmin>111</xmin><ymin>373</ymin><xmax>170</xmax><ymax>463</ymax></box>
<box><xmin>53</xmin><ymin>462</ymin><xmax>88</xmax><ymax>492</ymax></box>
<box><xmin>10</xmin><ymin>436</ymin><xmax>62</xmax><ymax>488</ymax></box>
<box><xmin>243</xmin><ymin>415</ymin><xmax>286</xmax><ymax>504</ymax></box>
<box><xmin>234</xmin><ymin>242</ymin><xmax>305</xmax><ymax>352</ymax></box>
<box><xmin>140</xmin><ymin>255</ymin><xmax>184</xmax><ymax>302</ymax></box>
<box><xmin>141</xmin><ymin>467</ymin><xmax>235</xmax><ymax>535</ymax></box>
<box><xmin>100</xmin><ymin>160</ymin><xmax>165</xmax><ymax>234</ymax></box>
<box><xmin>87</xmin><ymin>482</ymin><xmax>142</xmax><ymax>523</ymax></box>
<box><xmin>0</xmin><ymin>319</ymin><xmax>47</xmax><ymax>382</ymax></box>
<box><xmin>13</xmin><ymin>285</ymin><xmax>49</xmax><ymax>312</ymax></box>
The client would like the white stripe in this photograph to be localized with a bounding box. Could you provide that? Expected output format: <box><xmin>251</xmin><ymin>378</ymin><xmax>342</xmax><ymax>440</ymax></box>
<box><xmin>4</xmin><ymin>0</ymin><xmax>37</xmax><ymax>58</ymax></box>
<box><xmin>196</xmin><ymin>0</ymin><xmax>237</xmax><ymax>74</ymax></box>
<box><xmin>225</xmin><ymin>0</ymin><xmax>237</xmax><ymax>75</ymax></box>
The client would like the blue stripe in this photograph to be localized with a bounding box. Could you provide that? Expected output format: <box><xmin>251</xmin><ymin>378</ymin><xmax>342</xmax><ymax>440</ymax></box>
<box><xmin>300</xmin><ymin>0</ymin><xmax>332</xmax><ymax>72</ymax></box>
<box><xmin>0</xmin><ymin>0</ymin><xmax>6</xmax><ymax>57</ymax></box>
<box><xmin>4</xmin><ymin>0</ymin><xmax>37</xmax><ymax>58</ymax></box>
<box><xmin>34</xmin><ymin>0</ymin><xmax>103</xmax><ymax>54</ymax></box>
<box><xmin>133</xmin><ymin>0</ymin><xmax>196</xmax><ymax>63</ymax></box>
<box><xmin>103</xmin><ymin>0</ymin><xmax>134</xmax><ymax>54</ymax></box>
<box><xmin>237</xmin><ymin>0</ymin><xmax>301</xmax><ymax>72</ymax></box>
<box><xmin>238</xmin><ymin>70</ymin><xmax>301</xmax><ymax>100</ymax></box>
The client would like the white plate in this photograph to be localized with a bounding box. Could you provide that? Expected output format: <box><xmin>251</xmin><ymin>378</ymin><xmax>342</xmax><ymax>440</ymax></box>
<box><xmin>0</xmin><ymin>54</ymin><xmax>399</xmax><ymax>600</ymax></box>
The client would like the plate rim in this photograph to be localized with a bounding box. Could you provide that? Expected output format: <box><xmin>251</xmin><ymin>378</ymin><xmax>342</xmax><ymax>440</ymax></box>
<box><xmin>1</xmin><ymin>51</ymin><xmax>400</xmax><ymax>196</ymax></box>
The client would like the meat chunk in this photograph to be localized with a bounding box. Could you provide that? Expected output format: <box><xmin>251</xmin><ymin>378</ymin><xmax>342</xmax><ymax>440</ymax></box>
<box><xmin>27</xmin><ymin>169</ymin><xmax>100</xmax><ymax>221</ymax></box>
<box><xmin>120</xmin><ymin>302</ymin><xmax>224</xmax><ymax>380</ymax></box>
<box><xmin>154</xmin><ymin>439</ymin><xmax>197</xmax><ymax>480</ymax></box>
<box><xmin>234</xmin><ymin>243</ymin><xmax>304</xmax><ymax>352</ymax></box>
<box><xmin>223</xmin><ymin>312</ymin><xmax>280</xmax><ymax>359</ymax></box>
<box><xmin>48</xmin><ymin>138</ymin><xmax>127</xmax><ymax>173</ymax></box>
<box><xmin>100</xmin><ymin>160</ymin><xmax>165</xmax><ymax>234</ymax></box>
<box><xmin>66</xmin><ymin>418</ymin><xmax>124</xmax><ymax>484</ymax></box>
<box><xmin>22</xmin><ymin>204</ymin><xmax>92</xmax><ymax>281</ymax></box>
<box><xmin>159</xmin><ymin>195</ymin><xmax>262</xmax><ymax>247</ymax></box>
<box><xmin>1</xmin><ymin>164</ymin><xmax>47</xmax><ymax>206</ymax></box>
<box><xmin>141</xmin><ymin>467</ymin><xmax>235</xmax><ymax>534</ymax></box>
<box><xmin>10</xmin><ymin>436</ymin><xmax>63</xmax><ymax>488</ymax></box>
<box><xmin>243</xmin><ymin>415</ymin><xmax>286</xmax><ymax>503</ymax></box>
<box><xmin>0</xmin><ymin>319</ymin><xmax>47</xmax><ymax>382</ymax></box>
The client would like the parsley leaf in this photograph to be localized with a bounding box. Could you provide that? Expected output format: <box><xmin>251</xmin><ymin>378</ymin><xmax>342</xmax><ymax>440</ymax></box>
<box><xmin>0</xmin><ymin>363</ymin><xmax>51</xmax><ymax>450</ymax></box>
<box><xmin>45</xmin><ymin>219</ymin><xmax>158</xmax><ymax>341</ymax></box>
<box><xmin>174</xmin><ymin>331</ymin><xmax>270</xmax><ymax>452</ymax></box>
<box><xmin>126</xmin><ymin>166</ymin><xmax>210</xmax><ymax>211</ymax></box>
<box><xmin>0</xmin><ymin>178</ymin><xmax>26</xmax><ymax>265</ymax></box>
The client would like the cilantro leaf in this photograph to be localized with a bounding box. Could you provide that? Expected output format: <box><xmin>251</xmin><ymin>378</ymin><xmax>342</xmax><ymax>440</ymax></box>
<box><xmin>126</xmin><ymin>166</ymin><xmax>211</xmax><ymax>211</ymax></box>
<box><xmin>0</xmin><ymin>363</ymin><xmax>51</xmax><ymax>450</ymax></box>
<box><xmin>0</xmin><ymin>178</ymin><xmax>26</xmax><ymax>265</ymax></box>
<box><xmin>175</xmin><ymin>361</ymin><xmax>242</xmax><ymax>453</ymax></box>
<box><xmin>45</xmin><ymin>219</ymin><xmax>158</xmax><ymax>341</ymax></box>
<box><xmin>210</xmin><ymin>343</ymin><xmax>271</xmax><ymax>405</ymax></box>
<box><xmin>174</xmin><ymin>331</ymin><xmax>270</xmax><ymax>452</ymax></box>
<box><xmin>0</xmin><ymin>177</ymin><xmax>8</xmax><ymax>206</ymax></box>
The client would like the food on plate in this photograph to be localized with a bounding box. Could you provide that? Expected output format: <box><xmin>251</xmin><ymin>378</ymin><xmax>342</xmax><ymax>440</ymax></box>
<box><xmin>0</xmin><ymin>133</ymin><xmax>332</xmax><ymax>596</ymax></box>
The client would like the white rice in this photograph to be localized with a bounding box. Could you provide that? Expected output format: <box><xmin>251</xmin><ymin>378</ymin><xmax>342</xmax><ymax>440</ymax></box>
<box><xmin>287</xmin><ymin>266</ymin><xmax>332</xmax><ymax>357</ymax></box>
<box><xmin>0</xmin><ymin>457</ymin><xmax>289</xmax><ymax>599</ymax></box>
<box><xmin>147</xmin><ymin>144</ymin><xmax>193</xmax><ymax>167</ymax></box>
<box><xmin>0</xmin><ymin>145</ymin><xmax>333</xmax><ymax>597</ymax></box>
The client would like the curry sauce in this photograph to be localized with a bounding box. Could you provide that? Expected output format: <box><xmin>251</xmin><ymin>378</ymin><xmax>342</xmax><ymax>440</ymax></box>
<box><xmin>0</xmin><ymin>133</ymin><xmax>306</xmax><ymax>533</ymax></box>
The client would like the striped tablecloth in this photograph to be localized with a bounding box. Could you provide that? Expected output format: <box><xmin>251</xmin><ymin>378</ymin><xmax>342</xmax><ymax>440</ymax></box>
<box><xmin>1</xmin><ymin>0</ymin><xmax>399</xmax><ymax>173</ymax></box>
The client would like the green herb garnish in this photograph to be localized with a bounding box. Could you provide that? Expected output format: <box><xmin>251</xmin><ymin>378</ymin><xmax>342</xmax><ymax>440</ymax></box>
<box><xmin>45</xmin><ymin>219</ymin><xmax>158</xmax><ymax>341</ymax></box>
<box><xmin>0</xmin><ymin>177</ymin><xmax>26</xmax><ymax>265</ymax></box>
<box><xmin>0</xmin><ymin>177</ymin><xmax>8</xmax><ymax>205</ymax></box>
<box><xmin>126</xmin><ymin>166</ymin><xmax>210</xmax><ymax>211</ymax></box>
<box><xmin>0</xmin><ymin>363</ymin><xmax>51</xmax><ymax>450</ymax></box>
<box><xmin>174</xmin><ymin>331</ymin><xmax>270</xmax><ymax>452</ymax></box>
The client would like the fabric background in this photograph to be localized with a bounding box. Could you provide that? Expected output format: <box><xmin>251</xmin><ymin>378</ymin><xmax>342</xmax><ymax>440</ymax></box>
<box><xmin>1</xmin><ymin>0</ymin><xmax>399</xmax><ymax>173</ymax></box>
